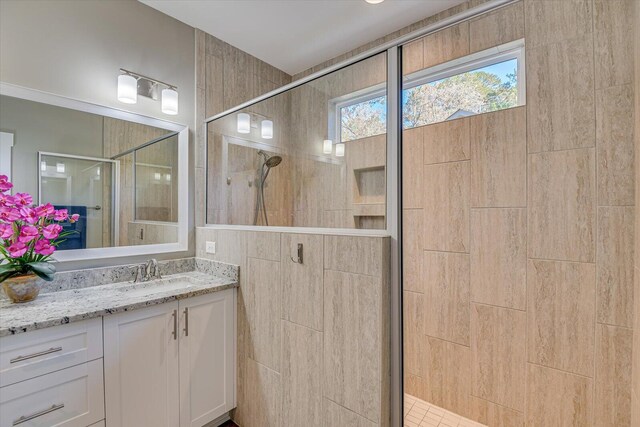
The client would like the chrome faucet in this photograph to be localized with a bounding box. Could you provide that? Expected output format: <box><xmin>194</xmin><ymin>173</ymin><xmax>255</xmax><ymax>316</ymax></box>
<box><xmin>145</xmin><ymin>259</ymin><xmax>161</xmax><ymax>281</ymax></box>
<box><xmin>132</xmin><ymin>259</ymin><xmax>162</xmax><ymax>282</ymax></box>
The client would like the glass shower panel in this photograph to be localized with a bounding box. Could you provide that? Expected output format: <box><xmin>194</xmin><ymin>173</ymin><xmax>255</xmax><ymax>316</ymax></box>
<box><xmin>206</xmin><ymin>52</ymin><xmax>387</xmax><ymax>229</ymax></box>
<box><xmin>39</xmin><ymin>154</ymin><xmax>116</xmax><ymax>250</ymax></box>
<box><xmin>134</xmin><ymin>134</ymin><xmax>179</xmax><ymax>222</ymax></box>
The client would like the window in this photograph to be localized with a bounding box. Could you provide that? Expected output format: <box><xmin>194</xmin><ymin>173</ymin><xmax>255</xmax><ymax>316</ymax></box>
<box><xmin>331</xmin><ymin>89</ymin><xmax>387</xmax><ymax>143</ymax></box>
<box><xmin>328</xmin><ymin>40</ymin><xmax>525</xmax><ymax>140</ymax></box>
<box><xmin>402</xmin><ymin>40</ymin><xmax>525</xmax><ymax>129</ymax></box>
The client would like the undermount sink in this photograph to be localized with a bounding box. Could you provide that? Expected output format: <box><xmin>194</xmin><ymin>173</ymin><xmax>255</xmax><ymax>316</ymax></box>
<box><xmin>115</xmin><ymin>276</ymin><xmax>200</xmax><ymax>297</ymax></box>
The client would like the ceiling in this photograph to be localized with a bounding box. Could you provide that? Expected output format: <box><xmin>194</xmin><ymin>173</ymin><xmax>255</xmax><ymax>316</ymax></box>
<box><xmin>140</xmin><ymin>0</ymin><xmax>466</xmax><ymax>75</ymax></box>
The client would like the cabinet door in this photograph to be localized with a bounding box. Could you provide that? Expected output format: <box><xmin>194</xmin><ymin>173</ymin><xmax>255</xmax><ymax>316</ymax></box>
<box><xmin>179</xmin><ymin>289</ymin><xmax>236</xmax><ymax>427</ymax></box>
<box><xmin>104</xmin><ymin>302</ymin><xmax>180</xmax><ymax>427</ymax></box>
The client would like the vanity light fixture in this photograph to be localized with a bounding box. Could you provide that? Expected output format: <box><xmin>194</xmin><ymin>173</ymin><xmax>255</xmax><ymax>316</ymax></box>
<box><xmin>161</xmin><ymin>88</ymin><xmax>179</xmax><ymax>115</ymax></box>
<box><xmin>117</xmin><ymin>74</ymin><xmax>138</xmax><ymax>104</ymax></box>
<box><xmin>261</xmin><ymin>120</ymin><xmax>273</xmax><ymax>139</ymax></box>
<box><xmin>237</xmin><ymin>113</ymin><xmax>251</xmax><ymax>134</ymax></box>
<box><xmin>117</xmin><ymin>69</ymin><xmax>179</xmax><ymax>115</ymax></box>
<box><xmin>365</xmin><ymin>0</ymin><xmax>385</xmax><ymax>4</ymax></box>
<box><xmin>323</xmin><ymin>139</ymin><xmax>333</xmax><ymax>154</ymax></box>
<box><xmin>335</xmin><ymin>143</ymin><xmax>345</xmax><ymax>157</ymax></box>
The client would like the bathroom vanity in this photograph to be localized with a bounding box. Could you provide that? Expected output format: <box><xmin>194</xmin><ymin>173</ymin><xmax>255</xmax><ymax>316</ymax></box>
<box><xmin>0</xmin><ymin>259</ymin><xmax>237</xmax><ymax>427</ymax></box>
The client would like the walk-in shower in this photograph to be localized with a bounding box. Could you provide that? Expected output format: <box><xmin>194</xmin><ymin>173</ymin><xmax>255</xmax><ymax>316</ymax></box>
<box><xmin>253</xmin><ymin>150</ymin><xmax>282</xmax><ymax>226</ymax></box>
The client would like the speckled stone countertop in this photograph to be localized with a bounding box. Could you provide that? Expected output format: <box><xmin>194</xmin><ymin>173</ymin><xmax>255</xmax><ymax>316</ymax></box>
<box><xmin>0</xmin><ymin>258</ymin><xmax>238</xmax><ymax>337</ymax></box>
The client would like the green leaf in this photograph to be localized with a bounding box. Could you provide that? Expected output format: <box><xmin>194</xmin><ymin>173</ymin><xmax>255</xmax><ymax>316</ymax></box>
<box><xmin>30</xmin><ymin>268</ymin><xmax>54</xmax><ymax>282</ymax></box>
<box><xmin>27</xmin><ymin>262</ymin><xmax>57</xmax><ymax>275</ymax></box>
<box><xmin>0</xmin><ymin>271</ymin><xmax>19</xmax><ymax>283</ymax></box>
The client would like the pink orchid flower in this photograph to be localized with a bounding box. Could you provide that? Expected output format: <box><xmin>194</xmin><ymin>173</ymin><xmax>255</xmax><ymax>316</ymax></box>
<box><xmin>18</xmin><ymin>225</ymin><xmax>39</xmax><ymax>243</ymax></box>
<box><xmin>7</xmin><ymin>241</ymin><xmax>27</xmax><ymax>258</ymax></box>
<box><xmin>34</xmin><ymin>239</ymin><xmax>55</xmax><ymax>256</ymax></box>
<box><xmin>0</xmin><ymin>175</ymin><xmax>13</xmax><ymax>193</ymax></box>
<box><xmin>69</xmin><ymin>213</ymin><xmax>80</xmax><ymax>223</ymax></box>
<box><xmin>0</xmin><ymin>223</ymin><xmax>13</xmax><ymax>239</ymax></box>
<box><xmin>19</xmin><ymin>207</ymin><xmax>39</xmax><ymax>224</ymax></box>
<box><xmin>0</xmin><ymin>193</ymin><xmax>15</xmax><ymax>207</ymax></box>
<box><xmin>35</xmin><ymin>203</ymin><xmax>55</xmax><ymax>218</ymax></box>
<box><xmin>42</xmin><ymin>223</ymin><xmax>63</xmax><ymax>240</ymax></box>
<box><xmin>13</xmin><ymin>192</ymin><xmax>33</xmax><ymax>206</ymax></box>
<box><xmin>0</xmin><ymin>206</ymin><xmax>20</xmax><ymax>222</ymax></box>
<box><xmin>53</xmin><ymin>209</ymin><xmax>68</xmax><ymax>221</ymax></box>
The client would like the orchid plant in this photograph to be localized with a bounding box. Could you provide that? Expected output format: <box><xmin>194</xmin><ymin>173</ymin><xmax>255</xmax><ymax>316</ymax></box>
<box><xmin>0</xmin><ymin>175</ymin><xmax>79</xmax><ymax>283</ymax></box>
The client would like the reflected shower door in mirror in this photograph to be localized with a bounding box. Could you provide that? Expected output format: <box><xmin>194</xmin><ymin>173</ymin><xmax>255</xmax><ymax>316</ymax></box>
<box><xmin>206</xmin><ymin>51</ymin><xmax>388</xmax><ymax>230</ymax></box>
<box><xmin>38</xmin><ymin>153</ymin><xmax>118</xmax><ymax>249</ymax></box>
<box><xmin>0</xmin><ymin>93</ymin><xmax>180</xmax><ymax>250</ymax></box>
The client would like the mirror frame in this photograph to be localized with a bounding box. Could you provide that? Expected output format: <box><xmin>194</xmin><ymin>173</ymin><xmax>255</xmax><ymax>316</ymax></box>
<box><xmin>0</xmin><ymin>82</ymin><xmax>189</xmax><ymax>262</ymax></box>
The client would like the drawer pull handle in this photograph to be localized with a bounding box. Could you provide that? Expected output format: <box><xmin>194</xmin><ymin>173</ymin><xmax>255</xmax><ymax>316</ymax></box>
<box><xmin>172</xmin><ymin>309</ymin><xmax>177</xmax><ymax>340</ymax></box>
<box><xmin>183</xmin><ymin>307</ymin><xmax>189</xmax><ymax>337</ymax></box>
<box><xmin>13</xmin><ymin>403</ymin><xmax>65</xmax><ymax>425</ymax></box>
<box><xmin>10</xmin><ymin>346</ymin><xmax>63</xmax><ymax>363</ymax></box>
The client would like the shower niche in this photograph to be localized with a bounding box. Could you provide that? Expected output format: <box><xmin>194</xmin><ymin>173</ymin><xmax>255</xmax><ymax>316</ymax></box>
<box><xmin>347</xmin><ymin>134</ymin><xmax>386</xmax><ymax>230</ymax></box>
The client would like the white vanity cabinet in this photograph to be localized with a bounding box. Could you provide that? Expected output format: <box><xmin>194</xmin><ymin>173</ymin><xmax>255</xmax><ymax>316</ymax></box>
<box><xmin>104</xmin><ymin>288</ymin><xmax>236</xmax><ymax>427</ymax></box>
<box><xmin>0</xmin><ymin>318</ymin><xmax>105</xmax><ymax>427</ymax></box>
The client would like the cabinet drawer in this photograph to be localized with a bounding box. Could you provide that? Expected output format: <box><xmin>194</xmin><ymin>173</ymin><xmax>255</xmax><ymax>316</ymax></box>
<box><xmin>0</xmin><ymin>318</ymin><xmax>103</xmax><ymax>387</ymax></box>
<box><xmin>0</xmin><ymin>359</ymin><xmax>104</xmax><ymax>427</ymax></box>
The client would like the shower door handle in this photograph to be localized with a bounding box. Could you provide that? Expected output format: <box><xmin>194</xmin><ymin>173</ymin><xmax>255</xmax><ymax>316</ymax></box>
<box><xmin>87</xmin><ymin>205</ymin><xmax>102</xmax><ymax>210</ymax></box>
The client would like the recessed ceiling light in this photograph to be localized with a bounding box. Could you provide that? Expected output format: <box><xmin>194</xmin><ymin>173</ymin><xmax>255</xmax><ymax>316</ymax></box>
<box><xmin>365</xmin><ymin>0</ymin><xmax>385</xmax><ymax>4</ymax></box>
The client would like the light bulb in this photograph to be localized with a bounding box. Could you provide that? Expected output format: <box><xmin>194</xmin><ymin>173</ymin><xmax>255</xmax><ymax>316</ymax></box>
<box><xmin>323</xmin><ymin>139</ymin><xmax>333</xmax><ymax>154</ymax></box>
<box><xmin>161</xmin><ymin>88</ymin><xmax>179</xmax><ymax>115</ymax></box>
<box><xmin>261</xmin><ymin>120</ymin><xmax>273</xmax><ymax>139</ymax></box>
<box><xmin>117</xmin><ymin>74</ymin><xmax>137</xmax><ymax>104</ymax></box>
<box><xmin>335</xmin><ymin>143</ymin><xmax>345</xmax><ymax>157</ymax></box>
<box><xmin>237</xmin><ymin>113</ymin><xmax>251</xmax><ymax>134</ymax></box>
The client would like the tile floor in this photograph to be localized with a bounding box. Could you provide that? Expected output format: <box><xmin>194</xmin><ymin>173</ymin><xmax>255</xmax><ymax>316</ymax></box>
<box><xmin>404</xmin><ymin>394</ymin><xmax>486</xmax><ymax>427</ymax></box>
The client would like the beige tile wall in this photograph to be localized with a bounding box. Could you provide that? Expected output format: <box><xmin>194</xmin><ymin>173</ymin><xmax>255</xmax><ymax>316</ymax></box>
<box><xmin>633</xmin><ymin>0</ymin><xmax>640</xmax><ymax>424</ymax></box>
<box><xmin>402</xmin><ymin>1</ymin><xmax>635</xmax><ymax>425</ymax></box>
<box><xmin>194</xmin><ymin>30</ymin><xmax>292</xmax><ymax>227</ymax></box>
<box><xmin>196</xmin><ymin>228</ymin><xmax>390</xmax><ymax>427</ymax></box>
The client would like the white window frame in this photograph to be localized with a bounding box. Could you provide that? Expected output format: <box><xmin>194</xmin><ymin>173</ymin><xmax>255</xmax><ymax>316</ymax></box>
<box><xmin>328</xmin><ymin>38</ymin><xmax>526</xmax><ymax>139</ymax></box>
<box><xmin>328</xmin><ymin>83</ymin><xmax>386</xmax><ymax>145</ymax></box>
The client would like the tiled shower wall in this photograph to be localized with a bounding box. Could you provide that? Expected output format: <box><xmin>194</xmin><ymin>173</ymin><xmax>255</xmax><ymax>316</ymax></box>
<box><xmin>633</xmin><ymin>0</ymin><xmax>640</xmax><ymax>424</ymax></box>
<box><xmin>194</xmin><ymin>27</ymin><xmax>392</xmax><ymax>427</ymax></box>
<box><xmin>195</xmin><ymin>229</ymin><xmax>390</xmax><ymax>426</ymax></box>
<box><xmin>402</xmin><ymin>1</ymin><xmax>635</xmax><ymax>425</ymax></box>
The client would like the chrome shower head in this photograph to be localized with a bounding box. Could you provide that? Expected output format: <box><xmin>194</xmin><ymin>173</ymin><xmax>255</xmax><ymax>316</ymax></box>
<box><xmin>265</xmin><ymin>155</ymin><xmax>282</xmax><ymax>168</ymax></box>
<box><xmin>257</xmin><ymin>150</ymin><xmax>282</xmax><ymax>168</ymax></box>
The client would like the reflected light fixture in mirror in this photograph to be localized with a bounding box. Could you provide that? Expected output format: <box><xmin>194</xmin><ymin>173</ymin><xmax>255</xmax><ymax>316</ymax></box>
<box><xmin>323</xmin><ymin>139</ymin><xmax>333</xmax><ymax>154</ymax></box>
<box><xmin>117</xmin><ymin>74</ymin><xmax>138</xmax><ymax>104</ymax></box>
<box><xmin>335</xmin><ymin>143</ymin><xmax>345</xmax><ymax>157</ymax></box>
<box><xmin>161</xmin><ymin>88</ymin><xmax>179</xmax><ymax>115</ymax></box>
<box><xmin>56</xmin><ymin>163</ymin><xmax>65</xmax><ymax>173</ymax></box>
<box><xmin>237</xmin><ymin>113</ymin><xmax>251</xmax><ymax>134</ymax></box>
<box><xmin>261</xmin><ymin>120</ymin><xmax>273</xmax><ymax>139</ymax></box>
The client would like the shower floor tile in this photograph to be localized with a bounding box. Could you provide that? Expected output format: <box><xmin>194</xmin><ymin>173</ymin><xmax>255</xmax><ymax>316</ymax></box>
<box><xmin>404</xmin><ymin>394</ymin><xmax>486</xmax><ymax>427</ymax></box>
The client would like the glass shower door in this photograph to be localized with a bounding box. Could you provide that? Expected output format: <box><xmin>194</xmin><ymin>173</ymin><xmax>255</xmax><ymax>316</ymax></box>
<box><xmin>39</xmin><ymin>153</ymin><xmax>119</xmax><ymax>249</ymax></box>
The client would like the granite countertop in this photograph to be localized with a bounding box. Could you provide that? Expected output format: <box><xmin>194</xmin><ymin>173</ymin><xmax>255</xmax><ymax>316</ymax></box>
<box><xmin>0</xmin><ymin>258</ymin><xmax>238</xmax><ymax>337</ymax></box>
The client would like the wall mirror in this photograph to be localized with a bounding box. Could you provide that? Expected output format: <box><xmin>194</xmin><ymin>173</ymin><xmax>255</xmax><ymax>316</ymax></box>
<box><xmin>0</xmin><ymin>84</ymin><xmax>188</xmax><ymax>261</ymax></box>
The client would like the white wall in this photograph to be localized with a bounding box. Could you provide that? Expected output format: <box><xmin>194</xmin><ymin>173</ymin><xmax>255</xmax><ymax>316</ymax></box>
<box><xmin>0</xmin><ymin>0</ymin><xmax>195</xmax><ymax>128</ymax></box>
